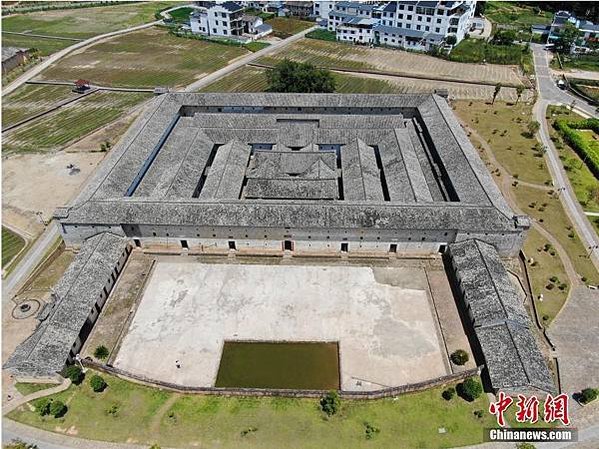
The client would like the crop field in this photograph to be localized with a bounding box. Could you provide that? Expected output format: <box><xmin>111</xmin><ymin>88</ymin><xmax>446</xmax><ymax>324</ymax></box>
<box><xmin>2</xmin><ymin>84</ymin><xmax>77</xmax><ymax>128</ymax></box>
<box><xmin>3</xmin><ymin>91</ymin><xmax>151</xmax><ymax>153</ymax></box>
<box><xmin>485</xmin><ymin>2</ymin><xmax>553</xmax><ymax>28</ymax></box>
<box><xmin>1</xmin><ymin>2</ymin><xmax>175</xmax><ymax>39</ymax></box>
<box><xmin>259</xmin><ymin>39</ymin><xmax>525</xmax><ymax>86</ymax></box>
<box><xmin>2</xmin><ymin>227</ymin><xmax>26</xmax><ymax>267</ymax></box>
<box><xmin>266</xmin><ymin>17</ymin><xmax>314</xmax><ymax>37</ymax></box>
<box><xmin>37</xmin><ymin>27</ymin><xmax>250</xmax><ymax>88</ymax></box>
<box><xmin>1</xmin><ymin>32</ymin><xmax>72</xmax><ymax>56</ymax></box>
<box><xmin>201</xmin><ymin>65</ymin><xmax>533</xmax><ymax>101</ymax></box>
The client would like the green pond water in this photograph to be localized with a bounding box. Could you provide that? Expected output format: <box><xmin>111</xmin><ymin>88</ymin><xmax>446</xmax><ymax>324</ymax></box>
<box><xmin>215</xmin><ymin>341</ymin><xmax>340</xmax><ymax>389</ymax></box>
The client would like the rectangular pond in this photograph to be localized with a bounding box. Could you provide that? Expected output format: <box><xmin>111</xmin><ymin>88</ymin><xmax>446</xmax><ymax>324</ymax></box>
<box><xmin>215</xmin><ymin>341</ymin><xmax>340</xmax><ymax>389</ymax></box>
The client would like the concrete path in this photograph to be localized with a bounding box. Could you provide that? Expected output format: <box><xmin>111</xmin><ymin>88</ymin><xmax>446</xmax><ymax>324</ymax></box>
<box><xmin>2</xmin><ymin>221</ymin><xmax>59</xmax><ymax>302</ymax></box>
<box><xmin>182</xmin><ymin>25</ymin><xmax>316</xmax><ymax>92</ymax></box>
<box><xmin>3</xmin><ymin>378</ymin><xmax>71</xmax><ymax>415</ymax></box>
<box><xmin>532</xmin><ymin>44</ymin><xmax>599</xmax><ymax>272</ymax></box>
<box><xmin>2</xmin><ymin>31</ymin><xmax>84</xmax><ymax>41</ymax></box>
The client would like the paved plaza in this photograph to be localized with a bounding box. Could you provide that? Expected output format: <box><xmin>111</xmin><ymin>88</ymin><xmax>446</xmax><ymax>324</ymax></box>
<box><xmin>114</xmin><ymin>260</ymin><xmax>448</xmax><ymax>391</ymax></box>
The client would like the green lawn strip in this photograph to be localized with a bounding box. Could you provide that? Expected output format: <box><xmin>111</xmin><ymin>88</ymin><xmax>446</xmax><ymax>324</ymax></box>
<box><xmin>454</xmin><ymin>101</ymin><xmax>552</xmax><ymax>185</ymax></box>
<box><xmin>245</xmin><ymin>41</ymin><xmax>270</xmax><ymax>52</ymax></box>
<box><xmin>485</xmin><ymin>2</ymin><xmax>553</xmax><ymax>28</ymax></box>
<box><xmin>3</xmin><ymin>91</ymin><xmax>151</xmax><ymax>154</ymax></box>
<box><xmin>2</xmin><ymin>84</ymin><xmax>77</xmax><ymax>128</ymax></box>
<box><xmin>39</xmin><ymin>27</ymin><xmax>250</xmax><ymax>88</ymax></box>
<box><xmin>306</xmin><ymin>29</ymin><xmax>337</xmax><ymax>42</ymax></box>
<box><xmin>265</xmin><ymin>17</ymin><xmax>313</xmax><ymax>38</ymax></box>
<box><xmin>1</xmin><ymin>2</ymin><xmax>176</xmax><ymax>40</ymax></box>
<box><xmin>0</xmin><ymin>32</ymin><xmax>72</xmax><ymax>56</ymax></box>
<box><xmin>558</xmin><ymin>54</ymin><xmax>599</xmax><ymax>72</ymax></box>
<box><xmin>9</xmin><ymin>370</ymin><xmax>496</xmax><ymax>448</ymax></box>
<box><xmin>513</xmin><ymin>184</ymin><xmax>599</xmax><ymax>284</ymax></box>
<box><xmin>14</xmin><ymin>383</ymin><xmax>57</xmax><ymax>396</ymax></box>
<box><xmin>523</xmin><ymin>228</ymin><xmax>569</xmax><ymax>325</ymax></box>
<box><xmin>2</xmin><ymin>226</ymin><xmax>26</xmax><ymax>267</ymax></box>
<box><xmin>546</xmin><ymin>106</ymin><xmax>599</xmax><ymax>224</ymax></box>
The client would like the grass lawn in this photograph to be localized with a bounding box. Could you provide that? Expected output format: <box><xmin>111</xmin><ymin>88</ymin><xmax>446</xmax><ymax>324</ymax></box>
<box><xmin>167</xmin><ymin>6</ymin><xmax>194</xmax><ymax>24</ymax></box>
<box><xmin>38</xmin><ymin>27</ymin><xmax>250</xmax><ymax>88</ymax></box>
<box><xmin>513</xmin><ymin>184</ymin><xmax>599</xmax><ymax>284</ymax></box>
<box><xmin>200</xmin><ymin>66</ymin><xmax>409</xmax><ymax>94</ymax></box>
<box><xmin>558</xmin><ymin>54</ymin><xmax>599</xmax><ymax>72</ymax></box>
<box><xmin>14</xmin><ymin>383</ymin><xmax>56</xmax><ymax>396</ymax></box>
<box><xmin>3</xmin><ymin>91</ymin><xmax>151</xmax><ymax>154</ymax></box>
<box><xmin>1</xmin><ymin>32</ymin><xmax>72</xmax><ymax>56</ymax></box>
<box><xmin>523</xmin><ymin>228</ymin><xmax>569</xmax><ymax>325</ymax></box>
<box><xmin>485</xmin><ymin>2</ymin><xmax>553</xmax><ymax>28</ymax></box>
<box><xmin>8</xmin><ymin>370</ymin><xmax>498</xmax><ymax>449</ymax></box>
<box><xmin>1</xmin><ymin>2</ymin><xmax>175</xmax><ymax>40</ymax></box>
<box><xmin>2</xmin><ymin>227</ymin><xmax>26</xmax><ymax>267</ymax></box>
<box><xmin>454</xmin><ymin>101</ymin><xmax>552</xmax><ymax>185</ymax></box>
<box><xmin>448</xmin><ymin>39</ymin><xmax>533</xmax><ymax>74</ymax></box>
<box><xmin>576</xmin><ymin>84</ymin><xmax>599</xmax><ymax>101</ymax></box>
<box><xmin>306</xmin><ymin>28</ymin><xmax>337</xmax><ymax>42</ymax></box>
<box><xmin>2</xmin><ymin>84</ymin><xmax>77</xmax><ymax>128</ymax></box>
<box><xmin>245</xmin><ymin>41</ymin><xmax>270</xmax><ymax>52</ymax></box>
<box><xmin>266</xmin><ymin>17</ymin><xmax>313</xmax><ymax>37</ymax></box>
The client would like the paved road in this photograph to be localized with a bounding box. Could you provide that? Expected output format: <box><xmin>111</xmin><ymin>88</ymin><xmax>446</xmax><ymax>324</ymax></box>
<box><xmin>531</xmin><ymin>44</ymin><xmax>599</xmax><ymax>271</ymax></box>
<box><xmin>2</xmin><ymin>222</ymin><xmax>59</xmax><ymax>301</ymax></box>
<box><xmin>183</xmin><ymin>25</ymin><xmax>316</xmax><ymax>92</ymax></box>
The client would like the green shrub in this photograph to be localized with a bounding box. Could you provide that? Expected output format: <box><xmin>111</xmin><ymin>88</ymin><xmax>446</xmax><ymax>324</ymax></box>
<box><xmin>364</xmin><ymin>421</ymin><xmax>380</xmax><ymax>439</ymax></box>
<box><xmin>450</xmin><ymin>349</ymin><xmax>470</xmax><ymax>365</ymax></box>
<box><xmin>442</xmin><ymin>387</ymin><xmax>456</xmax><ymax>400</ymax></box>
<box><xmin>65</xmin><ymin>365</ymin><xmax>84</xmax><ymax>385</ymax></box>
<box><xmin>93</xmin><ymin>345</ymin><xmax>109</xmax><ymax>360</ymax></box>
<box><xmin>580</xmin><ymin>388</ymin><xmax>599</xmax><ymax>404</ymax></box>
<box><xmin>457</xmin><ymin>377</ymin><xmax>483</xmax><ymax>401</ymax></box>
<box><xmin>320</xmin><ymin>390</ymin><xmax>341</xmax><ymax>416</ymax></box>
<box><xmin>34</xmin><ymin>397</ymin><xmax>51</xmax><ymax>416</ymax></box>
<box><xmin>90</xmin><ymin>374</ymin><xmax>107</xmax><ymax>392</ymax></box>
<box><xmin>554</xmin><ymin>118</ymin><xmax>599</xmax><ymax>178</ymax></box>
<box><xmin>49</xmin><ymin>399</ymin><xmax>67</xmax><ymax>418</ymax></box>
<box><xmin>4</xmin><ymin>438</ymin><xmax>39</xmax><ymax>449</ymax></box>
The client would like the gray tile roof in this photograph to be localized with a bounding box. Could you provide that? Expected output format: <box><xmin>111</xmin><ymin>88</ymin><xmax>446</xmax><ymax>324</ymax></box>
<box><xmin>448</xmin><ymin>239</ymin><xmax>555</xmax><ymax>394</ymax></box>
<box><xmin>5</xmin><ymin>233</ymin><xmax>128</xmax><ymax>378</ymax></box>
<box><xmin>2</xmin><ymin>47</ymin><xmax>29</xmax><ymax>62</ymax></box>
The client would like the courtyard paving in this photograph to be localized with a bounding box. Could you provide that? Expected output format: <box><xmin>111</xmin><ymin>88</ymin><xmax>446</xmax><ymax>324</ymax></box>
<box><xmin>114</xmin><ymin>259</ymin><xmax>448</xmax><ymax>391</ymax></box>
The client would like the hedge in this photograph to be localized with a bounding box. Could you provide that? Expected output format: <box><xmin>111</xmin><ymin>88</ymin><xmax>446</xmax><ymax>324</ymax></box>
<box><xmin>554</xmin><ymin>118</ymin><xmax>599</xmax><ymax>178</ymax></box>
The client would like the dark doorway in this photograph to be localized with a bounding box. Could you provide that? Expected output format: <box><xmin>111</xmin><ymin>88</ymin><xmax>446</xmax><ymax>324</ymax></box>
<box><xmin>341</xmin><ymin>242</ymin><xmax>348</xmax><ymax>253</ymax></box>
<box><xmin>228</xmin><ymin>241</ymin><xmax>237</xmax><ymax>250</ymax></box>
<box><xmin>389</xmin><ymin>243</ymin><xmax>397</xmax><ymax>253</ymax></box>
<box><xmin>134</xmin><ymin>239</ymin><xmax>141</xmax><ymax>248</ymax></box>
<box><xmin>181</xmin><ymin>240</ymin><xmax>189</xmax><ymax>249</ymax></box>
<box><xmin>283</xmin><ymin>240</ymin><xmax>293</xmax><ymax>251</ymax></box>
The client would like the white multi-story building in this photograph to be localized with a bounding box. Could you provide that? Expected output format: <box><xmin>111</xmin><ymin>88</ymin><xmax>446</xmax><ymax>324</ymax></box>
<box><xmin>313</xmin><ymin>0</ymin><xmax>335</xmax><ymax>20</ymax></box>
<box><xmin>191</xmin><ymin>1</ymin><xmax>245</xmax><ymax>38</ymax></box>
<box><xmin>327</xmin><ymin>1</ymin><xmax>476</xmax><ymax>51</ymax></box>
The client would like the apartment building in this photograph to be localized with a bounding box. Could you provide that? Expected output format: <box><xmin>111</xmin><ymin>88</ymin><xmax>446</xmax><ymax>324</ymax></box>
<box><xmin>327</xmin><ymin>1</ymin><xmax>476</xmax><ymax>51</ymax></box>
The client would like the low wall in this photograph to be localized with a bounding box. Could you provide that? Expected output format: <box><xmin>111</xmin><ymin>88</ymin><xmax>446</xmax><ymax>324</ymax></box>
<box><xmin>82</xmin><ymin>359</ymin><xmax>481</xmax><ymax>400</ymax></box>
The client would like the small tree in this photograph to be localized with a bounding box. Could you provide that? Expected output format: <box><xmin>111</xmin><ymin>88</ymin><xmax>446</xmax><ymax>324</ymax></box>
<box><xmin>516</xmin><ymin>85</ymin><xmax>524</xmax><ymax>104</ymax></box>
<box><xmin>527</xmin><ymin>120</ymin><xmax>540</xmax><ymax>137</ymax></box>
<box><xmin>35</xmin><ymin>397</ymin><xmax>51</xmax><ymax>416</ymax></box>
<box><xmin>90</xmin><ymin>374</ymin><xmax>107</xmax><ymax>392</ymax></box>
<box><xmin>492</xmin><ymin>83</ymin><xmax>502</xmax><ymax>104</ymax></box>
<box><xmin>457</xmin><ymin>377</ymin><xmax>482</xmax><ymax>401</ymax></box>
<box><xmin>450</xmin><ymin>349</ymin><xmax>470</xmax><ymax>366</ymax></box>
<box><xmin>446</xmin><ymin>34</ymin><xmax>457</xmax><ymax>46</ymax></box>
<box><xmin>49</xmin><ymin>399</ymin><xmax>67</xmax><ymax>418</ymax></box>
<box><xmin>442</xmin><ymin>387</ymin><xmax>456</xmax><ymax>400</ymax></box>
<box><xmin>4</xmin><ymin>439</ymin><xmax>39</xmax><ymax>449</ymax></box>
<box><xmin>94</xmin><ymin>345</ymin><xmax>109</xmax><ymax>360</ymax></box>
<box><xmin>320</xmin><ymin>390</ymin><xmax>341</xmax><ymax>416</ymax></box>
<box><xmin>267</xmin><ymin>59</ymin><xmax>335</xmax><ymax>93</ymax></box>
<box><xmin>65</xmin><ymin>364</ymin><xmax>84</xmax><ymax>385</ymax></box>
<box><xmin>580</xmin><ymin>388</ymin><xmax>599</xmax><ymax>404</ymax></box>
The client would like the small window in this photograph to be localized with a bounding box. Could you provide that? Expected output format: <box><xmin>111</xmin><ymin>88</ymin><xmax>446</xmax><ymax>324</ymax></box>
<box><xmin>341</xmin><ymin>242</ymin><xmax>349</xmax><ymax>253</ymax></box>
<box><xmin>228</xmin><ymin>241</ymin><xmax>236</xmax><ymax>250</ymax></box>
<box><xmin>389</xmin><ymin>244</ymin><xmax>397</xmax><ymax>253</ymax></box>
<box><xmin>283</xmin><ymin>240</ymin><xmax>293</xmax><ymax>251</ymax></box>
<box><xmin>181</xmin><ymin>240</ymin><xmax>189</xmax><ymax>249</ymax></box>
<box><xmin>134</xmin><ymin>239</ymin><xmax>141</xmax><ymax>247</ymax></box>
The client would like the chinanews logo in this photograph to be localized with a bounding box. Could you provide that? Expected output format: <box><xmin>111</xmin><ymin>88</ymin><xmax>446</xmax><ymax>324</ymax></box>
<box><xmin>484</xmin><ymin>392</ymin><xmax>578</xmax><ymax>443</ymax></box>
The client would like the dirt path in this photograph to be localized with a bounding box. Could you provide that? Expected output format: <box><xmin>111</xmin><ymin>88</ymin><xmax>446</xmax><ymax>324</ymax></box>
<box><xmin>149</xmin><ymin>393</ymin><xmax>179</xmax><ymax>435</ymax></box>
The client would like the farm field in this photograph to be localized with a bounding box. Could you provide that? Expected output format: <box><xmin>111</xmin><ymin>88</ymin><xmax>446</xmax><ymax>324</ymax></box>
<box><xmin>1</xmin><ymin>2</ymin><xmax>175</xmax><ymax>40</ymax></box>
<box><xmin>2</xmin><ymin>84</ymin><xmax>78</xmax><ymax>128</ymax></box>
<box><xmin>1</xmin><ymin>32</ymin><xmax>72</xmax><ymax>56</ymax></box>
<box><xmin>485</xmin><ymin>1</ymin><xmax>553</xmax><ymax>28</ymax></box>
<box><xmin>2</xmin><ymin>227</ymin><xmax>26</xmax><ymax>267</ymax></box>
<box><xmin>8</xmin><ymin>369</ymin><xmax>497</xmax><ymax>449</ymax></box>
<box><xmin>259</xmin><ymin>38</ymin><xmax>525</xmax><ymax>86</ymax></box>
<box><xmin>201</xmin><ymin>65</ymin><xmax>534</xmax><ymax>101</ymax></box>
<box><xmin>266</xmin><ymin>17</ymin><xmax>314</xmax><ymax>37</ymax></box>
<box><xmin>3</xmin><ymin>91</ymin><xmax>151</xmax><ymax>153</ymax></box>
<box><xmin>37</xmin><ymin>27</ymin><xmax>250</xmax><ymax>88</ymax></box>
